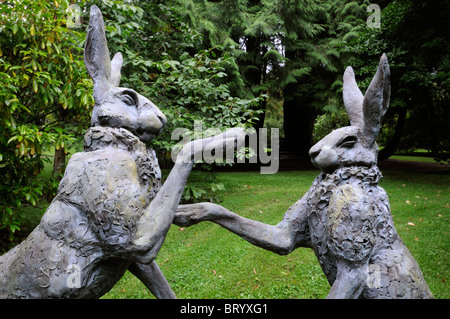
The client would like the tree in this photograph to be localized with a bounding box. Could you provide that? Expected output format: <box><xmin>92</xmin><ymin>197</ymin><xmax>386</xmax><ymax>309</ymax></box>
<box><xmin>0</xmin><ymin>0</ymin><xmax>263</xmax><ymax>244</ymax></box>
<box><xmin>276</xmin><ymin>0</ymin><xmax>368</xmax><ymax>155</ymax></box>
<box><xmin>0</xmin><ymin>0</ymin><xmax>93</xmax><ymax>242</ymax></box>
<box><xmin>114</xmin><ymin>1</ymin><xmax>263</xmax><ymax>167</ymax></box>
<box><xmin>343</xmin><ymin>0</ymin><xmax>450</xmax><ymax>162</ymax></box>
<box><xmin>168</xmin><ymin>1</ymin><xmax>372</xmax><ymax>157</ymax></box>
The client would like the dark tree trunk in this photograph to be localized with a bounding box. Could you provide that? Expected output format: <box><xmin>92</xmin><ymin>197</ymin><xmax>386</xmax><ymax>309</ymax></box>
<box><xmin>282</xmin><ymin>81</ymin><xmax>317</xmax><ymax>156</ymax></box>
<box><xmin>53</xmin><ymin>147</ymin><xmax>66</xmax><ymax>177</ymax></box>
<box><xmin>378</xmin><ymin>107</ymin><xmax>407</xmax><ymax>161</ymax></box>
<box><xmin>53</xmin><ymin>108</ymin><xmax>68</xmax><ymax>177</ymax></box>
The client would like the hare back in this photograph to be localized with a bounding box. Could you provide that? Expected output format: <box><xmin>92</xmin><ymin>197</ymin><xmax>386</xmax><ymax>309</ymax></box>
<box><xmin>363</xmin><ymin>239</ymin><xmax>433</xmax><ymax>298</ymax></box>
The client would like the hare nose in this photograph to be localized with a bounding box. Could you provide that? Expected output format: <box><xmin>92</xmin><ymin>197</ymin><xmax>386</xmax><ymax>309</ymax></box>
<box><xmin>156</xmin><ymin>111</ymin><xmax>167</xmax><ymax>127</ymax></box>
<box><xmin>309</xmin><ymin>147</ymin><xmax>321</xmax><ymax>159</ymax></box>
<box><xmin>144</xmin><ymin>112</ymin><xmax>165</xmax><ymax>133</ymax></box>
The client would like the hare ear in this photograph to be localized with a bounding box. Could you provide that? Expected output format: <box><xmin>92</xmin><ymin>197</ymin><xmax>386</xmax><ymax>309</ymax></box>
<box><xmin>362</xmin><ymin>53</ymin><xmax>391</xmax><ymax>146</ymax></box>
<box><xmin>110</xmin><ymin>52</ymin><xmax>123</xmax><ymax>87</ymax></box>
<box><xmin>343</xmin><ymin>66</ymin><xmax>364</xmax><ymax>127</ymax></box>
<box><xmin>84</xmin><ymin>6</ymin><xmax>111</xmax><ymax>100</ymax></box>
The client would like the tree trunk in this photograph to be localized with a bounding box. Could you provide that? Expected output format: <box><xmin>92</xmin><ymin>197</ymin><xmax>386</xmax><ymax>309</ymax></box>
<box><xmin>53</xmin><ymin>147</ymin><xmax>66</xmax><ymax>177</ymax></box>
<box><xmin>53</xmin><ymin>108</ymin><xmax>68</xmax><ymax>177</ymax></box>
<box><xmin>282</xmin><ymin>83</ymin><xmax>317</xmax><ymax>156</ymax></box>
<box><xmin>378</xmin><ymin>107</ymin><xmax>407</xmax><ymax>161</ymax></box>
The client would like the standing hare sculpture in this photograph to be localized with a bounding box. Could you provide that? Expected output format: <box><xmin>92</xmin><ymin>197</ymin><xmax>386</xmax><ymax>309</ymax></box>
<box><xmin>175</xmin><ymin>54</ymin><xmax>434</xmax><ymax>299</ymax></box>
<box><xmin>0</xmin><ymin>6</ymin><xmax>243</xmax><ymax>298</ymax></box>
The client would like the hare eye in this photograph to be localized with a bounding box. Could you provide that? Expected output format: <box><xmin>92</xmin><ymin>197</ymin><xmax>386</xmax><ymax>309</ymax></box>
<box><xmin>338</xmin><ymin>135</ymin><xmax>357</xmax><ymax>148</ymax></box>
<box><xmin>121</xmin><ymin>92</ymin><xmax>137</xmax><ymax>107</ymax></box>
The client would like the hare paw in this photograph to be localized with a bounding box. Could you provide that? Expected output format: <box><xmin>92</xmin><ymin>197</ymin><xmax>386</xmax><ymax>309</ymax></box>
<box><xmin>177</xmin><ymin>127</ymin><xmax>245</xmax><ymax>163</ymax></box>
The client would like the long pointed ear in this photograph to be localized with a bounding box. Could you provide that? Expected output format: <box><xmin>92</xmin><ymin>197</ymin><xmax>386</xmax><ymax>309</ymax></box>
<box><xmin>343</xmin><ymin>66</ymin><xmax>364</xmax><ymax>127</ymax></box>
<box><xmin>362</xmin><ymin>53</ymin><xmax>391</xmax><ymax>146</ymax></box>
<box><xmin>84</xmin><ymin>5</ymin><xmax>111</xmax><ymax>101</ymax></box>
<box><xmin>110</xmin><ymin>52</ymin><xmax>123</xmax><ymax>87</ymax></box>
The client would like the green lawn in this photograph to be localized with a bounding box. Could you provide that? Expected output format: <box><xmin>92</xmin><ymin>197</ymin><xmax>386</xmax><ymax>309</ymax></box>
<box><xmin>101</xmin><ymin>166</ymin><xmax>449</xmax><ymax>299</ymax></box>
<box><xmin>4</xmin><ymin>156</ymin><xmax>448</xmax><ymax>299</ymax></box>
<box><xmin>390</xmin><ymin>155</ymin><xmax>439</xmax><ymax>163</ymax></box>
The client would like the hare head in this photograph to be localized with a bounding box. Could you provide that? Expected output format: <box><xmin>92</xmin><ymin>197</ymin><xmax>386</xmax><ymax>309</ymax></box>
<box><xmin>84</xmin><ymin>6</ymin><xmax>167</xmax><ymax>143</ymax></box>
<box><xmin>309</xmin><ymin>54</ymin><xmax>390</xmax><ymax>173</ymax></box>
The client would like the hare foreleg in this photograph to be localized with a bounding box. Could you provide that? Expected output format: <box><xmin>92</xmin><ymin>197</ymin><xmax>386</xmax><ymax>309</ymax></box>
<box><xmin>175</xmin><ymin>199</ymin><xmax>311</xmax><ymax>255</ymax></box>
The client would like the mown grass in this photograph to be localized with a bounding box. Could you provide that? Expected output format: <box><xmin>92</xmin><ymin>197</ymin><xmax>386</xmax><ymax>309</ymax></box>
<box><xmin>4</xmin><ymin>153</ymin><xmax>448</xmax><ymax>299</ymax></box>
<box><xmin>102</xmin><ymin>165</ymin><xmax>449</xmax><ymax>299</ymax></box>
<box><xmin>390</xmin><ymin>155</ymin><xmax>439</xmax><ymax>163</ymax></box>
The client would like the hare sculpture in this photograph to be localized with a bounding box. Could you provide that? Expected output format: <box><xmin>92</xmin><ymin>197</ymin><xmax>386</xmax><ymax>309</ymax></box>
<box><xmin>175</xmin><ymin>54</ymin><xmax>434</xmax><ymax>299</ymax></box>
<box><xmin>0</xmin><ymin>6</ymin><xmax>243</xmax><ymax>298</ymax></box>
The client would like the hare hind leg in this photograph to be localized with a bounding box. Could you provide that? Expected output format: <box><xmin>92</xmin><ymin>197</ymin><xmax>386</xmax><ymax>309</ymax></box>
<box><xmin>129</xmin><ymin>261</ymin><xmax>176</xmax><ymax>299</ymax></box>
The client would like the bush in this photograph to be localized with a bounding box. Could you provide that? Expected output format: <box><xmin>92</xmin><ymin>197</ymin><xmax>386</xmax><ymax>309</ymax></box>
<box><xmin>312</xmin><ymin>109</ymin><xmax>349</xmax><ymax>144</ymax></box>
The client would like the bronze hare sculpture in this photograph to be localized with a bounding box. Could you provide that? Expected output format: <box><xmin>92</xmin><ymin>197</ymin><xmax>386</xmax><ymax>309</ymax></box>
<box><xmin>0</xmin><ymin>6</ymin><xmax>243</xmax><ymax>298</ymax></box>
<box><xmin>175</xmin><ymin>54</ymin><xmax>433</xmax><ymax>299</ymax></box>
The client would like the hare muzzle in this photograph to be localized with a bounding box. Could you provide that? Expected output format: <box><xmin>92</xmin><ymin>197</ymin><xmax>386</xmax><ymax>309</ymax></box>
<box><xmin>309</xmin><ymin>143</ymin><xmax>338</xmax><ymax>172</ymax></box>
<box><xmin>135</xmin><ymin>107</ymin><xmax>167</xmax><ymax>142</ymax></box>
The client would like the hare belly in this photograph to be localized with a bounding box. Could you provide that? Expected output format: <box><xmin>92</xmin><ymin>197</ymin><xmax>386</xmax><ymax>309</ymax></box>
<box><xmin>308</xmin><ymin>183</ymin><xmax>379</xmax><ymax>284</ymax></box>
<box><xmin>0</xmin><ymin>225</ymin><xmax>125</xmax><ymax>298</ymax></box>
<box><xmin>308</xmin><ymin>208</ymin><xmax>337</xmax><ymax>284</ymax></box>
<box><xmin>67</xmin><ymin>258</ymin><xmax>131</xmax><ymax>298</ymax></box>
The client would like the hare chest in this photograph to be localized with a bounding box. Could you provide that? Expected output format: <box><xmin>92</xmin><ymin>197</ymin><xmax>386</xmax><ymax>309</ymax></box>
<box><xmin>60</xmin><ymin>147</ymin><xmax>152</xmax><ymax>220</ymax></box>
<box><xmin>306</xmin><ymin>172</ymin><xmax>387</xmax><ymax>285</ymax></box>
<box><xmin>42</xmin><ymin>148</ymin><xmax>153</xmax><ymax>295</ymax></box>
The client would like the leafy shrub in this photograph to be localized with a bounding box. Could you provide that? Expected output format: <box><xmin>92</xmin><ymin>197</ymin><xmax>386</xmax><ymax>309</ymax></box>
<box><xmin>312</xmin><ymin>109</ymin><xmax>349</xmax><ymax>144</ymax></box>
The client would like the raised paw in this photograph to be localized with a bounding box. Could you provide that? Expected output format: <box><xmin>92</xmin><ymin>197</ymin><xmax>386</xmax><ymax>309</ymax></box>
<box><xmin>176</xmin><ymin>127</ymin><xmax>245</xmax><ymax>164</ymax></box>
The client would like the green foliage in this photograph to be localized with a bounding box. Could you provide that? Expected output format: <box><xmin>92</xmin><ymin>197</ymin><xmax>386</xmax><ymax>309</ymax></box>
<box><xmin>113</xmin><ymin>2</ymin><xmax>265</xmax><ymax>166</ymax></box>
<box><xmin>0</xmin><ymin>0</ymin><xmax>92</xmax><ymax>241</ymax></box>
<box><xmin>341</xmin><ymin>0</ymin><xmax>450</xmax><ymax>162</ymax></box>
<box><xmin>146</xmin><ymin>48</ymin><xmax>263</xmax><ymax>162</ymax></box>
<box><xmin>0</xmin><ymin>0</ymin><xmax>264</xmax><ymax>242</ymax></box>
<box><xmin>312</xmin><ymin>109</ymin><xmax>350</xmax><ymax>143</ymax></box>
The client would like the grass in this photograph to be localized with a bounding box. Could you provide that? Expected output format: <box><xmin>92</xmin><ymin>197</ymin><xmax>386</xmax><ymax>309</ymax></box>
<box><xmin>390</xmin><ymin>155</ymin><xmax>439</xmax><ymax>163</ymax></box>
<box><xmin>6</xmin><ymin>157</ymin><xmax>449</xmax><ymax>299</ymax></box>
<box><xmin>102</xmin><ymin>166</ymin><xmax>449</xmax><ymax>299</ymax></box>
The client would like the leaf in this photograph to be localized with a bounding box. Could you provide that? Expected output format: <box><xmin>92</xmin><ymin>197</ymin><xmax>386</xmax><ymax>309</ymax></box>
<box><xmin>19</xmin><ymin>142</ymin><xmax>27</xmax><ymax>156</ymax></box>
<box><xmin>31</xmin><ymin>59</ymin><xmax>38</xmax><ymax>71</ymax></box>
<box><xmin>12</xmin><ymin>24</ymin><xmax>19</xmax><ymax>34</ymax></box>
<box><xmin>32</xmin><ymin>78</ymin><xmax>38</xmax><ymax>93</ymax></box>
<box><xmin>30</xmin><ymin>25</ymin><xmax>35</xmax><ymax>36</ymax></box>
<box><xmin>9</xmin><ymin>224</ymin><xmax>20</xmax><ymax>234</ymax></box>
